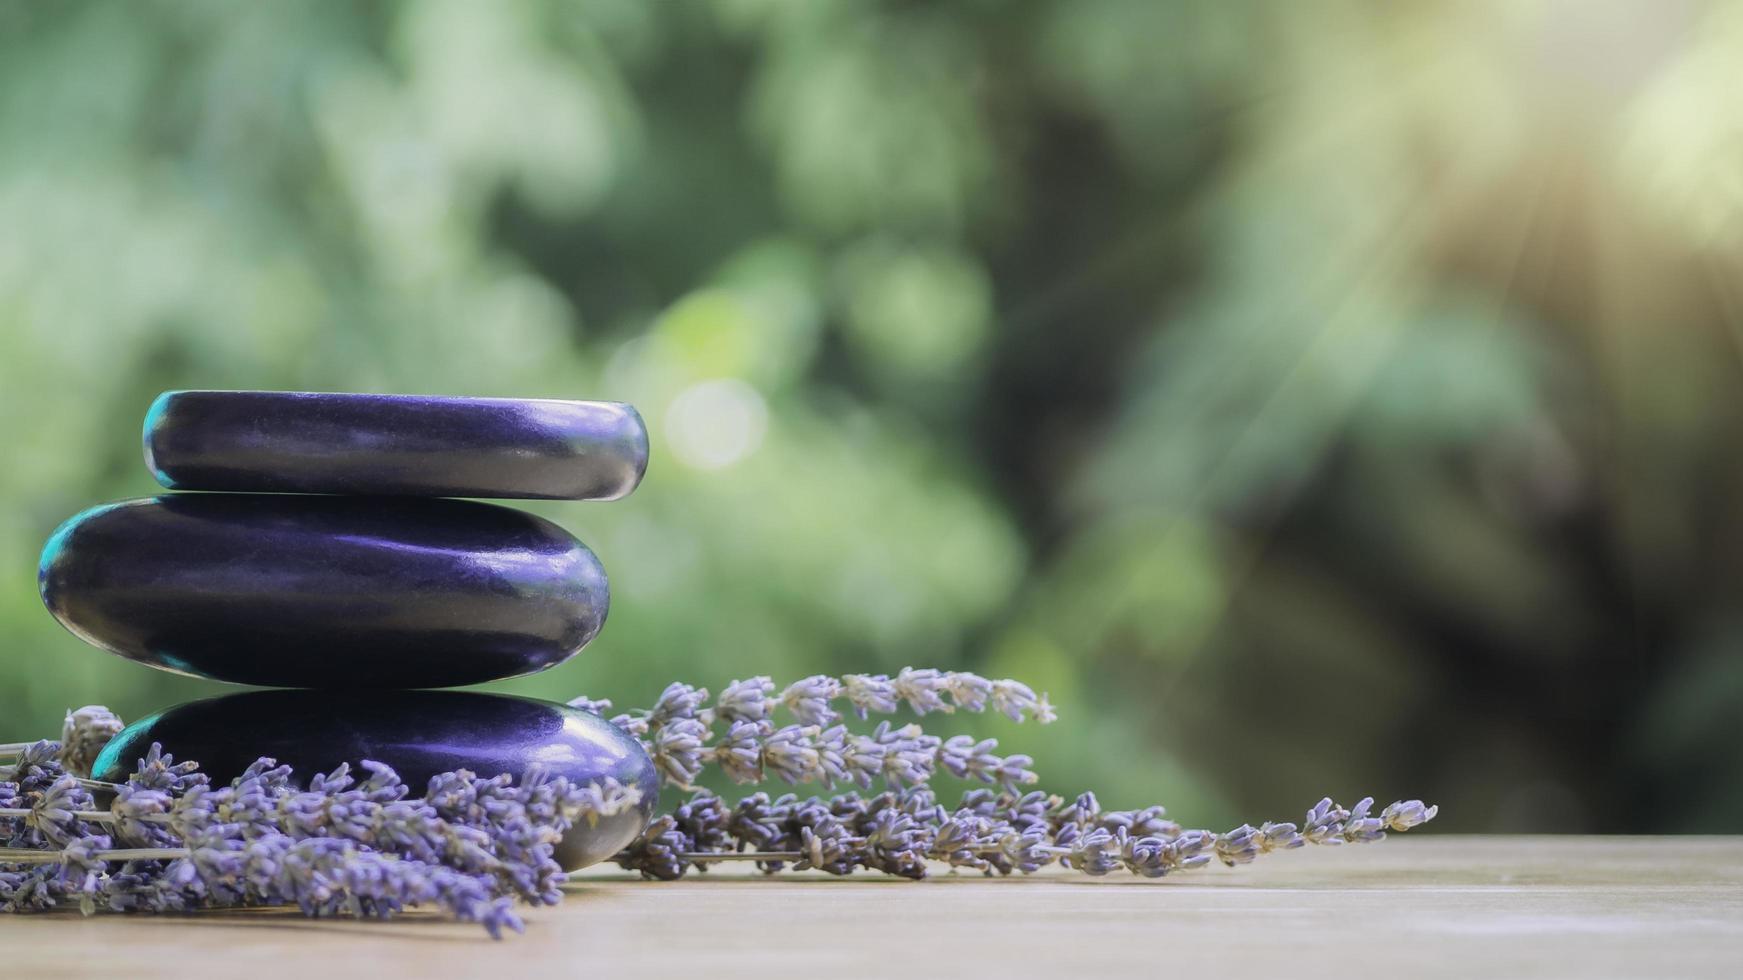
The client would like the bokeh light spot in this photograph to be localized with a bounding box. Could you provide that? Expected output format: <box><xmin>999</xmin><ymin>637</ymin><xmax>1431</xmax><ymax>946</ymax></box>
<box><xmin>663</xmin><ymin>379</ymin><xmax>769</xmax><ymax>471</ymax></box>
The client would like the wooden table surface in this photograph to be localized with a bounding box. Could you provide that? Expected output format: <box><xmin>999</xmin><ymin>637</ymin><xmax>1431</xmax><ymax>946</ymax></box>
<box><xmin>5</xmin><ymin>837</ymin><xmax>1739</xmax><ymax>979</ymax></box>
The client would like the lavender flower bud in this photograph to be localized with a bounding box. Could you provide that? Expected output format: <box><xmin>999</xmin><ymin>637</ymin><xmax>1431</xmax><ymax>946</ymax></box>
<box><xmin>860</xmin><ymin>808</ymin><xmax>929</xmax><ymax>879</ymax></box>
<box><xmin>25</xmin><ymin>776</ymin><xmax>92</xmax><ymax>847</ymax></box>
<box><xmin>565</xmin><ymin>696</ymin><xmax>614</xmax><ymax>715</ymax></box>
<box><xmin>893</xmin><ymin>667</ymin><xmax>952</xmax><ymax>716</ymax></box>
<box><xmin>714</xmin><ymin>720</ymin><xmax>769</xmax><ymax>784</ymax></box>
<box><xmin>614</xmin><ymin>814</ymin><xmax>692</xmax><ymax>881</ymax></box>
<box><xmin>929</xmin><ymin>814</ymin><xmax>992</xmax><ymax>871</ymax></box>
<box><xmin>1004</xmin><ymin>791</ymin><xmax>1056</xmax><ymax>833</ymax></box>
<box><xmin>1258</xmin><ymin>821</ymin><xmax>1304</xmax><ymax>852</ymax></box>
<box><xmin>795</xmin><ymin>822</ymin><xmax>860</xmax><ymax>875</ymax></box>
<box><xmin>110</xmin><ymin>784</ymin><xmax>176</xmax><ymax>847</ymax></box>
<box><xmin>955</xmin><ymin>789</ymin><xmax>998</xmax><ymax>816</ymax></box>
<box><xmin>57</xmin><ymin>706</ymin><xmax>123</xmax><ymax>777</ymax></box>
<box><xmin>813</xmin><ymin>726</ymin><xmax>851</xmax><ymax>787</ymax></box>
<box><xmin>649</xmin><ymin>683</ymin><xmax>709</xmax><ymax>728</ymax></box>
<box><xmin>1118</xmin><ymin>830</ymin><xmax>1172</xmax><ymax>878</ymax></box>
<box><xmin>939</xmin><ymin>736</ymin><xmax>1039</xmax><ymax>791</ymax></box>
<box><xmin>128</xmin><ymin>743</ymin><xmax>207</xmax><ymax>795</ymax></box>
<box><xmin>726</xmin><ymin>793</ymin><xmax>786</xmax><ymax>852</ymax></box>
<box><xmin>780</xmin><ymin>675</ymin><xmax>843</xmax><ymax>726</ymax></box>
<box><xmin>2</xmin><ymin>741</ymin><xmax>64</xmax><ymax>796</ymax></box>
<box><xmin>1341</xmin><ymin>797</ymin><xmax>1387</xmax><ymax>843</ymax></box>
<box><xmin>989</xmin><ymin>680</ymin><xmax>1056</xmax><ymax>724</ymax></box>
<box><xmin>608</xmin><ymin>713</ymin><xmax>649</xmax><ymax>737</ymax></box>
<box><xmin>757</xmin><ymin>793</ymin><xmax>805</xmax><ymax>865</ymax></box>
<box><xmin>1168</xmin><ymin>830</ymin><xmax>1215</xmax><ymax>871</ymax></box>
<box><xmin>1058</xmin><ymin>791</ymin><xmax>1101</xmax><ymax>829</ymax></box>
<box><xmin>1</xmin><ymin>867</ymin><xmax>61</xmax><ymax>912</ymax></box>
<box><xmin>839</xmin><ymin>730</ymin><xmax>887</xmax><ymax>789</ymax></box>
<box><xmin>1065</xmin><ymin>826</ymin><xmax>1122</xmax><ymax>876</ymax></box>
<box><xmin>762</xmin><ymin>725</ymin><xmax>822</xmax><ymax>786</ymax></box>
<box><xmin>895</xmin><ymin>786</ymin><xmax>940</xmax><ymax>818</ymax></box>
<box><xmin>875</xmin><ymin>723</ymin><xmax>939</xmax><ymax>787</ymax></box>
<box><xmin>58</xmin><ymin>833</ymin><xmax>112</xmax><ymax>915</ymax></box>
<box><xmin>672</xmin><ymin>791</ymin><xmax>730</xmax><ymax>853</ymax></box>
<box><xmin>166</xmin><ymin>785</ymin><xmax>222</xmax><ymax>841</ymax></box>
<box><xmin>941</xmin><ymin>672</ymin><xmax>993</xmax><ymax>713</ymax></box>
<box><xmin>716</xmin><ymin>677</ymin><xmax>776</xmax><ymax>724</ymax></box>
<box><xmin>1302</xmin><ymin>798</ymin><xmax>1348</xmax><ymax>846</ymax></box>
<box><xmin>652</xmin><ymin>717</ymin><xmax>708</xmax><ymax>788</ymax></box>
<box><xmin>938</xmin><ymin>736</ymin><xmax>986</xmax><ymax>780</ymax></box>
<box><xmin>841</xmin><ymin>674</ymin><xmax>899</xmax><ymax>719</ymax></box>
<box><xmin>997</xmin><ymin>825</ymin><xmax>1056</xmax><ymax>874</ymax></box>
<box><xmin>1214</xmin><ymin>824</ymin><xmax>1262</xmax><ymax>866</ymax></box>
<box><xmin>184</xmin><ymin>825</ymin><xmax>248</xmax><ymax>905</ymax></box>
<box><xmin>1381</xmin><ymin>799</ymin><xmax>1439</xmax><ymax>831</ymax></box>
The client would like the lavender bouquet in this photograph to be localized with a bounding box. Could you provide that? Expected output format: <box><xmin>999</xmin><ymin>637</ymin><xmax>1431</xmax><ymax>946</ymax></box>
<box><xmin>3</xmin><ymin>670</ymin><xmax>1437</xmax><ymax>937</ymax></box>
<box><xmin>1</xmin><ymin>708</ymin><xmax>640</xmax><ymax>937</ymax></box>
<box><xmin>579</xmin><ymin>668</ymin><xmax>1435</xmax><ymax>881</ymax></box>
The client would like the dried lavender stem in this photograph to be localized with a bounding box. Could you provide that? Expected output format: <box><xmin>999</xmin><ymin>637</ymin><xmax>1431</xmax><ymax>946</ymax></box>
<box><xmin>0</xmin><ymin>808</ymin><xmax>126</xmax><ymax>822</ymax></box>
<box><xmin>0</xmin><ymin>768</ymin><xmax>115</xmax><ymax>794</ymax></box>
<box><xmin>675</xmin><ymin>848</ymin><xmax>1068</xmax><ymax>863</ymax></box>
<box><xmin>0</xmin><ymin>846</ymin><xmax>189</xmax><ymax>864</ymax></box>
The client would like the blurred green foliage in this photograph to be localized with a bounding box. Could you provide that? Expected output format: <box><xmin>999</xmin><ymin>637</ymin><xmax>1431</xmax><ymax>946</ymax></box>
<box><xmin>4</xmin><ymin>0</ymin><xmax>1742</xmax><ymax>832</ymax></box>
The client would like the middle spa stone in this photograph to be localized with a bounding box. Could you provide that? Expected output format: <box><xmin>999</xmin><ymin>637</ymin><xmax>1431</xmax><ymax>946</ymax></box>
<box><xmin>38</xmin><ymin>494</ymin><xmax>608</xmax><ymax>688</ymax></box>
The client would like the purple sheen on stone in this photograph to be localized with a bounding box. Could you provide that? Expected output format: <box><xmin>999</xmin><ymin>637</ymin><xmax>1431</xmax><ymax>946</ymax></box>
<box><xmin>90</xmin><ymin>690</ymin><xmax>660</xmax><ymax>871</ymax></box>
<box><xmin>143</xmin><ymin>390</ymin><xmax>648</xmax><ymax>500</ymax></box>
<box><xmin>38</xmin><ymin>494</ymin><xmax>607</xmax><ymax>688</ymax></box>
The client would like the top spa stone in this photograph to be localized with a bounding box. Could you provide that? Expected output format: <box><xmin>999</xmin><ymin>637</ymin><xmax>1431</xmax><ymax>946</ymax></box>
<box><xmin>39</xmin><ymin>494</ymin><xmax>609</xmax><ymax>688</ymax></box>
<box><xmin>143</xmin><ymin>390</ymin><xmax>648</xmax><ymax>500</ymax></box>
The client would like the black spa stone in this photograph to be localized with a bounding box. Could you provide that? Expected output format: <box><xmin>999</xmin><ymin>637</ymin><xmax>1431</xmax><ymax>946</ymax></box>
<box><xmin>38</xmin><ymin>494</ymin><xmax>608</xmax><ymax>688</ymax></box>
<box><xmin>91</xmin><ymin>690</ymin><xmax>658</xmax><ymax>871</ymax></box>
<box><xmin>144</xmin><ymin>390</ymin><xmax>648</xmax><ymax>500</ymax></box>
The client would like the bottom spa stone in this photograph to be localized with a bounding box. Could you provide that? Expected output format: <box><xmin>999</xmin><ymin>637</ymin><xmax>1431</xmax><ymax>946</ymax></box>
<box><xmin>91</xmin><ymin>689</ymin><xmax>657</xmax><ymax>871</ymax></box>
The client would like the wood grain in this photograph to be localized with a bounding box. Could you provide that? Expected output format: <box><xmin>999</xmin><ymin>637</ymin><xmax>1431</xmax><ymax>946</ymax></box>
<box><xmin>5</xmin><ymin>837</ymin><xmax>1738</xmax><ymax>979</ymax></box>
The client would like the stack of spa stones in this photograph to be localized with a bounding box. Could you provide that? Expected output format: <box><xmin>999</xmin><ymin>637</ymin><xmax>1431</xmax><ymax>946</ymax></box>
<box><xmin>36</xmin><ymin>391</ymin><xmax>659</xmax><ymax>869</ymax></box>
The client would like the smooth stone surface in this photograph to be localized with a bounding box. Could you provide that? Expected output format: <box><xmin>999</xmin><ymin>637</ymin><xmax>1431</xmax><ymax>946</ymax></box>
<box><xmin>144</xmin><ymin>390</ymin><xmax>648</xmax><ymax>500</ymax></box>
<box><xmin>92</xmin><ymin>690</ymin><xmax>658</xmax><ymax>871</ymax></box>
<box><xmin>39</xmin><ymin>494</ymin><xmax>608</xmax><ymax>688</ymax></box>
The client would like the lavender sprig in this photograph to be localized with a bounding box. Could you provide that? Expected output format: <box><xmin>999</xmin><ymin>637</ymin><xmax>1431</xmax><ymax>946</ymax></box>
<box><xmin>3</xmin><ymin>724</ymin><xmax>641</xmax><ymax>935</ymax></box>
<box><xmin>577</xmin><ymin>669</ymin><xmax>1058</xmax><ymax>737</ymax></box>
<box><xmin>614</xmin><ymin>788</ymin><xmax>1437</xmax><ymax>881</ymax></box>
<box><xmin>573</xmin><ymin>671</ymin><xmax>1051</xmax><ymax>792</ymax></box>
<box><xmin>640</xmin><ymin>718</ymin><xmax>1037</xmax><ymax>793</ymax></box>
